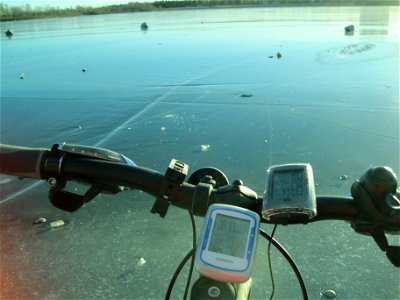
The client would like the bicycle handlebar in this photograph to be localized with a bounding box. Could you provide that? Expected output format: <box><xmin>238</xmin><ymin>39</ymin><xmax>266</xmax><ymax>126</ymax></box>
<box><xmin>0</xmin><ymin>143</ymin><xmax>397</xmax><ymax>224</ymax></box>
<box><xmin>64</xmin><ymin>157</ymin><xmax>363</xmax><ymax>222</ymax></box>
<box><xmin>0</xmin><ymin>144</ymin><xmax>47</xmax><ymax>179</ymax></box>
<box><xmin>1</xmin><ymin>143</ymin><xmax>399</xmax><ymax>267</ymax></box>
<box><xmin>0</xmin><ymin>144</ymin><xmax>356</xmax><ymax>221</ymax></box>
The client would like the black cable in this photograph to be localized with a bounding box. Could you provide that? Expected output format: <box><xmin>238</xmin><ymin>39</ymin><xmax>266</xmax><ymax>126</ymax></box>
<box><xmin>267</xmin><ymin>224</ymin><xmax>278</xmax><ymax>300</ymax></box>
<box><xmin>165</xmin><ymin>248</ymin><xmax>195</xmax><ymax>300</ymax></box>
<box><xmin>183</xmin><ymin>212</ymin><xmax>197</xmax><ymax>299</ymax></box>
<box><xmin>165</xmin><ymin>209</ymin><xmax>197</xmax><ymax>299</ymax></box>
<box><xmin>259</xmin><ymin>228</ymin><xmax>308</xmax><ymax>300</ymax></box>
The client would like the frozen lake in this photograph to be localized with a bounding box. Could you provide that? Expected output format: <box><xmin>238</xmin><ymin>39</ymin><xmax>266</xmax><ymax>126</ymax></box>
<box><xmin>1</xmin><ymin>5</ymin><xmax>399</xmax><ymax>299</ymax></box>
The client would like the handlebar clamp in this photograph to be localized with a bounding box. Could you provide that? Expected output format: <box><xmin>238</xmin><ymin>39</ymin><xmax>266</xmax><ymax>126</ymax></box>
<box><xmin>151</xmin><ymin>159</ymin><xmax>189</xmax><ymax>218</ymax></box>
<box><xmin>44</xmin><ymin>144</ymin><xmax>66</xmax><ymax>188</ymax></box>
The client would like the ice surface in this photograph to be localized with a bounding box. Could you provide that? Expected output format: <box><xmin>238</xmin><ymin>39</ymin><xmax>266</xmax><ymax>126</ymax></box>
<box><xmin>1</xmin><ymin>5</ymin><xmax>399</xmax><ymax>300</ymax></box>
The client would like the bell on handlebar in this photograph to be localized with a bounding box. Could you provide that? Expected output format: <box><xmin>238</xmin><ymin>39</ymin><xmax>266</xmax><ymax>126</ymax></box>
<box><xmin>351</xmin><ymin>166</ymin><xmax>400</xmax><ymax>267</ymax></box>
<box><xmin>351</xmin><ymin>166</ymin><xmax>398</xmax><ymax>217</ymax></box>
<box><xmin>188</xmin><ymin>167</ymin><xmax>229</xmax><ymax>188</ymax></box>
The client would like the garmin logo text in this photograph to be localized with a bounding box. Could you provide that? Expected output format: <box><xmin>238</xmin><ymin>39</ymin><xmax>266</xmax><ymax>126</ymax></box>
<box><xmin>216</xmin><ymin>257</ymin><xmax>233</xmax><ymax>264</ymax></box>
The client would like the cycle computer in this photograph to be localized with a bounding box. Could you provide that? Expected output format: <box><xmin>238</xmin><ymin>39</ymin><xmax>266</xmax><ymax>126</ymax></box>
<box><xmin>262</xmin><ymin>163</ymin><xmax>316</xmax><ymax>223</ymax></box>
<box><xmin>194</xmin><ymin>204</ymin><xmax>260</xmax><ymax>283</ymax></box>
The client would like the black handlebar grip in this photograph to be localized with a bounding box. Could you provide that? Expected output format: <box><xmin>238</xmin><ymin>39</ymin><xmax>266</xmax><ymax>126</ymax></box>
<box><xmin>0</xmin><ymin>144</ymin><xmax>48</xmax><ymax>179</ymax></box>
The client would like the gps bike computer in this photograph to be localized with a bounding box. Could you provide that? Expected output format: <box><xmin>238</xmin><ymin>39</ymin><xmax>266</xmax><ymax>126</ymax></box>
<box><xmin>194</xmin><ymin>204</ymin><xmax>260</xmax><ymax>283</ymax></box>
<box><xmin>262</xmin><ymin>163</ymin><xmax>316</xmax><ymax>223</ymax></box>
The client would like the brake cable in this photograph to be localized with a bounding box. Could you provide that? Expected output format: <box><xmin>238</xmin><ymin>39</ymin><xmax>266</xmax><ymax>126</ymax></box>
<box><xmin>165</xmin><ymin>188</ymin><xmax>198</xmax><ymax>300</ymax></box>
<box><xmin>267</xmin><ymin>224</ymin><xmax>278</xmax><ymax>300</ymax></box>
<box><xmin>259</xmin><ymin>228</ymin><xmax>308</xmax><ymax>300</ymax></box>
<box><xmin>183</xmin><ymin>212</ymin><xmax>197</xmax><ymax>299</ymax></box>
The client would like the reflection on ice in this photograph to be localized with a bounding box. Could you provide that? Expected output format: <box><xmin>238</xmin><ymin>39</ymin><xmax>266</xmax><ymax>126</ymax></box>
<box><xmin>0</xmin><ymin>178</ymin><xmax>12</xmax><ymax>185</ymax></box>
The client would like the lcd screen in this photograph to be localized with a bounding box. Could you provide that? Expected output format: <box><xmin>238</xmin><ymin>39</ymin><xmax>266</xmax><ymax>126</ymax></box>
<box><xmin>272</xmin><ymin>170</ymin><xmax>306</xmax><ymax>202</ymax></box>
<box><xmin>208</xmin><ymin>214</ymin><xmax>250</xmax><ymax>258</ymax></box>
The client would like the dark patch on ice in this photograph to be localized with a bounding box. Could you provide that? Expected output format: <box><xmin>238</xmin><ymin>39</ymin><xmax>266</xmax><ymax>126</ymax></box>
<box><xmin>117</xmin><ymin>267</ymin><xmax>136</xmax><ymax>281</ymax></box>
<box><xmin>5</xmin><ymin>29</ymin><xmax>13</xmax><ymax>39</ymax></box>
<box><xmin>60</xmin><ymin>125</ymin><xmax>82</xmax><ymax>132</ymax></box>
<box><xmin>147</xmin><ymin>83</ymin><xmax>242</xmax><ymax>87</ymax></box>
<box><xmin>336</xmin><ymin>43</ymin><xmax>375</xmax><ymax>55</ymax></box>
<box><xmin>117</xmin><ymin>258</ymin><xmax>146</xmax><ymax>281</ymax></box>
<box><xmin>344</xmin><ymin>24</ymin><xmax>355</xmax><ymax>34</ymax></box>
<box><xmin>316</xmin><ymin>42</ymin><xmax>395</xmax><ymax>64</ymax></box>
<box><xmin>240</xmin><ymin>93</ymin><xmax>253</xmax><ymax>98</ymax></box>
<box><xmin>141</xmin><ymin>22</ymin><xmax>148</xmax><ymax>31</ymax></box>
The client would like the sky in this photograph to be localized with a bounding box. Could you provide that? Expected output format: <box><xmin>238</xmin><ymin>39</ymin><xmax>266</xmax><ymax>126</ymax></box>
<box><xmin>2</xmin><ymin>0</ymin><xmax>155</xmax><ymax>8</ymax></box>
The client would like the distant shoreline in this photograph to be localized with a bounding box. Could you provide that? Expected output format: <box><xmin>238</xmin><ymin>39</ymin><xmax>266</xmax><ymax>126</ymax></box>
<box><xmin>1</xmin><ymin>0</ymin><xmax>398</xmax><ymax>22</ymax></box>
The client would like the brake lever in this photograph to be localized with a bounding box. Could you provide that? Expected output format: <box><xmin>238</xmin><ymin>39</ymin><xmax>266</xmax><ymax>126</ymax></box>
<box><xmin>371</xmin><ymin>229</ymin><xmax>400</xmax><ymax>267</ymax></box>
<box><xmin>49</xmin><ymin>183</ymin><xmax>124</xmax><ymax>212</ymax></box>
<box><xmin>351</xmin><ymin>166</ymin><xmax>400</xmax><ymax>267</ymax></box>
